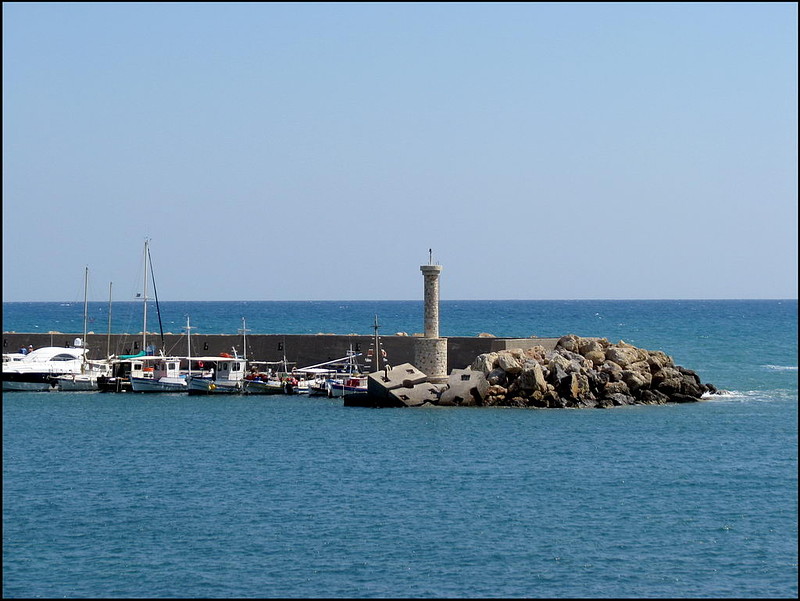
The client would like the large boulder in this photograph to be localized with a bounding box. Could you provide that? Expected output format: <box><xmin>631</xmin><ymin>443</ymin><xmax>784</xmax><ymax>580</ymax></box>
<box><xmin>496</xmin><ymin>351</ymin><xmax>523</xmax><ymax>374</ymax></box>
<box><xmin>471</xmin><ymin>352</ymin><xmax>498</xmax><ymax>376</ymax></box>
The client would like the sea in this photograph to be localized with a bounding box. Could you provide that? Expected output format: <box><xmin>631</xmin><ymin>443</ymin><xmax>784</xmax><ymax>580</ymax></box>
<box><xmin>2</xmin><ymin>300</ymin><xmax>797</xmax><ymax>598</ymax></box>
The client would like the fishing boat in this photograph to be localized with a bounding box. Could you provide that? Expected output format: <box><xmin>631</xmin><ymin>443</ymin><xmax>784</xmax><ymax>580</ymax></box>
<box><xmin>242</xmin><ymin>343</ymin><xmax>301</xmax><ymax>395</ymax></box>
<box><xmin>302</xmin><ymin>368</ymin><xmax>339</xmax><ymax>396</ymax></box>
<box><xmin>186</xmin><ymin>353</ymin><xmax>247</xmax><ymax>395</ymax></box>
<box><xmin>331</xmin><ymin>315</ymin><xmax>389</xmax><ymax>399</ymax></box>
<box><xmin>98</xmin><ymin>352</ymin><xmax>171</xmax><ymax>393</ymax></box>
<box><xmin>328</xmin><ymin>375</ymin><xmax>369</xmax><ymax>397</ymax></box>
<box><xmin>296</xmin><ymin>347</ymin><xmax>364</xmax><ymax>397</ymax></box>
<box><xmin>242</xmin><ymin>369</ymin><xmax>300</xmax><ymax>395</ymax></box>
<box><xmin>129</xmin><ymin>317</ymin><xmax>200</xmax><ymax>393</ymax></box>
<box><xmin>129</xmin><ymin>356</ymin><xmax>187</xmax><ymax>392</ymax></box>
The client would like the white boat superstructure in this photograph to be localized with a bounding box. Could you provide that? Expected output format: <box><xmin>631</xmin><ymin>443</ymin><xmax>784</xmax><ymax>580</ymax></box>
<box><xmin>54</xmin><ymin>358</ymin><xmax>112</xmax><ymax>391</ymax></box>
<box><xmin>3</xmin><ymin>345</ymin><xmax>90</xmax><ymax>391</ymax></box>
<box><xmin>187</xmin><ymin>355</ymin><xmax>247</xmax><ymax>395</ymax></box>
<box><xmin>99</xmin><ymin>353</ymin><xmax>174</xmax><ymax>392</ymax></box>
<box><xmin>3</xmin><ymin>353</ymin><xmax>27</xmax><ymax>366</ymax></box>
<box><xmin>130</xmin><ymin>356</ymin><xmax>188</xmax><ymax>392</ymax></box>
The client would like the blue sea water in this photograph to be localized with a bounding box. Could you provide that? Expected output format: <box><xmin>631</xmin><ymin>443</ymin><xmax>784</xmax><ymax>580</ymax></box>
<box><xmin>3</xmin><ymin>300</ymin><xmax>798</xmax><ymax>598</ymax></box>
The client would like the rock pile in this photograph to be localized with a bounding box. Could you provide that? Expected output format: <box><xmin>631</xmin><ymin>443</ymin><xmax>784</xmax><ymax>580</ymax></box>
<box><xmin>458</xmin><ymin>334</ymin><xmax>716</xmax><ymax>408</ymax></box>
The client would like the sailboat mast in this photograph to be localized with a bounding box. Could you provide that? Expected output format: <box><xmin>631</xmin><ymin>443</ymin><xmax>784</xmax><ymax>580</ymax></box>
<box><xmin>147</xmin><ymin>242</ymin><xmax>165</xmax><ymax>353</ymax></box>
<box><xmin>239</xmin><ymin>317</ymin><xmax>250</xmax><ymax>361</ymax></box>
<box><xmin>107</xmin><ymin>282</ymin><xmax>112</xmax><ymax>359</ymax></box>
<box><xmin>142</xmin><ymin>239</ymin><xmax>149</xmax><ymax>352</ymax></box>
<box><xmin>82</xmin><ymin>266</ymin><xmax>89</xmax><ymax>345</ymax></box>
<box><xmin>185</xmin><ymin>316</ymin><xmax>193</xmax><ymax>379</ymax></box>
<box><xmin>373</xmin><ymin>314</ymin><xmax>381</xmax><ymax>372</ymax></box>
<box><xmin>82</xmin><ymin>266</ymin><xmax>89</xmax><ymax>369</ymax></box>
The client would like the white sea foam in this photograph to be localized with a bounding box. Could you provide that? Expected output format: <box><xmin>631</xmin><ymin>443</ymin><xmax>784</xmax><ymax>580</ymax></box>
<box><xmin>762</xmin><ymin>364</ymin><xmax>798</xmax><ymax>371</ymax></box>
<box><xmin>702</xmin><ymin>390</ymin><xmax>744</xmax><ymax>401</ymax></box>
<box><xmin>702</xmin><ymin>389</ymin><xmax>795</xmax><ymax>403</ymax></box>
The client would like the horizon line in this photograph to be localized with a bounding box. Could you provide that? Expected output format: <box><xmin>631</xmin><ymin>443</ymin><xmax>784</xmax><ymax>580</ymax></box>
<box><xmin>3</xmin><ymin>298</ymin><xmax>797</xmax><ymax>303</ymax></box>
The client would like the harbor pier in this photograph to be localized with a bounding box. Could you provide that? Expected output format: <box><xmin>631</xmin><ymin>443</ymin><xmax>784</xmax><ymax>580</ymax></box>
<box><xmin>1</xmin><ymin>331</ymin><xmax>559</xmax><ymax>374</ymax></box>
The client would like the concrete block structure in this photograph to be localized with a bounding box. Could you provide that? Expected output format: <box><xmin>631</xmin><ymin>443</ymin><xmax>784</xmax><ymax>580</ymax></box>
<box><xmin>438</xmin><ymin>368</ymin><xmax>489</xmax><ymax>406</ymax></box>
<box><xmin>351</xmin><ymin>363</ymin><xmax>430</xmax><ymax>407</ymax></box>
<box><xmin>388</xmin><ymin>383</ymin><xmax>445</xmax><ymax>407</ymax></box>
<box><xmin>367</xmin><ymin>363</ymin><xmax>428</xmax><ymax>399</ymax></box>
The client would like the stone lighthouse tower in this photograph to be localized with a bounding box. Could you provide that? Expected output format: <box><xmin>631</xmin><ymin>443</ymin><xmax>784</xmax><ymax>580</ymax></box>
<box><xmin>414</xmin><ymin>254</ymin><xmax>448</xmax><ymax>383</ymax></box>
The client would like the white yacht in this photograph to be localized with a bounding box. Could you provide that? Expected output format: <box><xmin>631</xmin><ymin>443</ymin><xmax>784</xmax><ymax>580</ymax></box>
<box><xmin>2</xmin><ymin>345</ymin><xmax>91</xmax><ymax>391</ymax></box>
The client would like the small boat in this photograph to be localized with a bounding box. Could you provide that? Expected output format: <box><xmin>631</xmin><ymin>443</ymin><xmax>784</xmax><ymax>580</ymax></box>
<box><xmin>130</xmin><ymin>356</ymin><xmax>187</xmax><ymax>392</ymax></box>
<box><xmin>187</xmin><ymin>354</ymin><xmax>247</xmax><ymax>395</ymax></box>
<box><xmin>53</xmin><ymin>358</ymin><xmax>112</xmax><ymax>391</ymax></box>
<box><xmin>243</xmin><ymin>353</ymin><xmax>300</xmax><ymax>395</ymax></box>
<box><xmin>328</xmin><ymin>316</ymin><xmax>389</xmax><ymax>399</ymax></box>
<box><xmin>328</xmin><ymin>375</ymin><xmax>369</xmax><ymax>397</ymax></box>
<box><xmin>129</xmin><ymin>317</ymin><xmax>203</xmax><ymax>393</ymax></box>
<box><xmin>296</xmin><ymin>345</ymin><xmax>368</xmax><ymax>398</ymax></box>
<box><xmin>303</xmin><ymin>369</ymin><xmax>337</xmax><ymax>396</ymax></box>
<box><xmin>242</xmin><ymin>372</ymin><xmax>299</xmax><ymax>395</ymax></box>
<box><xmin>98</xmin><ymin>352</ymin><xmax>160</xmax><ymax>393</ymax></box>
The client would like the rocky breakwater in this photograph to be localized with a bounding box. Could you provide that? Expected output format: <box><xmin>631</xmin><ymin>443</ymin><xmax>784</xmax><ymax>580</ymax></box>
<box><xmin>458</xmin><ymin>334</ymin><xmax>717</xmax><ymax>409</ymax></box>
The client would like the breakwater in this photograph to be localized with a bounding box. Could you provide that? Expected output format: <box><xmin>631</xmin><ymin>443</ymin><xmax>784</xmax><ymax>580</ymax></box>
<box><xmin>2</xmin><ymin>332</ymin><xmax>560</xmax><ymax>373</ymax></box>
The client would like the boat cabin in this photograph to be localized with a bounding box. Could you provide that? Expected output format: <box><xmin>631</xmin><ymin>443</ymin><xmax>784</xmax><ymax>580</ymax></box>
<box><xmin>190</xmin><ymin>356</ymin><xmax>247</xmax><ymax>381</ymax></box>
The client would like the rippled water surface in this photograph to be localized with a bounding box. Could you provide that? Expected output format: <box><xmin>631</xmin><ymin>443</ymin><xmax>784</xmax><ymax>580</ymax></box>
<box><xmin>3</xmin><ymin>300</ymin><xmax>797</xmax><ymax>598</ymax></box>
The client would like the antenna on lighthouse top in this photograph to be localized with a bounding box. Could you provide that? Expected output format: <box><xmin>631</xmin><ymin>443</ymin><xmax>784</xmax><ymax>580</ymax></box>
<box><xmin>428</xmin><ymin>248</ymin><xmax>432</xmax><ymax>265</ymax></box>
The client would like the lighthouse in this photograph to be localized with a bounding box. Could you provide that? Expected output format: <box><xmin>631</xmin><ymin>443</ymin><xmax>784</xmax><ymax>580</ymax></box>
<box><xmin>415</xmin><ymin>254</ymin><xmax>448</xmax><ymax>383</ymax></box>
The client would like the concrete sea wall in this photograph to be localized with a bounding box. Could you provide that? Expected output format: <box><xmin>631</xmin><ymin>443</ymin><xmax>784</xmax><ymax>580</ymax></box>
<box><xmin>2</xmin><ymin>332</ymin><xmax>559</xmax><ymax>374</ymax></box>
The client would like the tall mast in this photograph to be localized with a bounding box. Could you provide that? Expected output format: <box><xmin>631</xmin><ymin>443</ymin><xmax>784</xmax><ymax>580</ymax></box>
<box><xmin>185</xmin><ymin>316</ymin><xmax>193</xmax><ymax>379</ymax></box>
<box><xmin>373</xmin><ymin>314</ymin><xmax>381</xmax><ymax>372</ymax></box>
<box><xmin>107</xmin><ymin>282</ymin><xmax>112</xmax><ymax>359</ymax></box>
<box><xmin>239</xmin><ymin>317</ymin><xmax>250</xmax><ymax>361</ymax></box>
<box><xmin>147</xmin><ymin>242</ymin><xmax>165</xmax><ymax>353</ymax></box>
<box><xmin>142</xmin><ymin>238</ymin><xmax>149</xmax><ymax>352</ymax></box>
<box><xmin>82</xmin><ymin>265</ymin><xmax>89</xmax><ymax>370</ymax></box>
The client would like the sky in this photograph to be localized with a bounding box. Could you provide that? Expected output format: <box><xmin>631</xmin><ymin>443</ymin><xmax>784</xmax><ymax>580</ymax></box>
<box><xmin>3</xmin><ymin>2</ymin><xmax>797</xmax><ymax>302</ymax></box>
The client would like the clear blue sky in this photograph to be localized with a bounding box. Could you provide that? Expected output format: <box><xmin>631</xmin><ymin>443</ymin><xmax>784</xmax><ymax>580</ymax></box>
<box><xmin>3</xmin><ymin>2</ymin><xmax>797</xmax><ymax>302</ymax></box>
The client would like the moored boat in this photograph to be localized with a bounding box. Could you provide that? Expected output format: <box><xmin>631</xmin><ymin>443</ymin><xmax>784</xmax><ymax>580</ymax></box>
<box><xmin>98</xmin><ymin>352</ymin><xmax>159</xmax><ymax>392</ymax></box>
<box><xmin>242</xmin><ymin>371</ymin><xmax>300</xmax><ymax>395</ymax></box>
<box><xmin>53</xmin><ymin>358</ymin><xmax>112</xmax><ymax>391</ymax></box>
<box><xmin>296</xmin><ymin>347</ymin><xmax>365</xmax><ymax>398</ymax></box>
<box><xmin>3</xmin><ymin>345</ymin><xmax>91</xmax><ymax>391</ymax></box>
<box><xmin>186</xmin><ymin>354</ymin><xmax>247</xmax><ymax>395</ymax></box>
<box><xmin>243</xmin><ymin>354</ymin><xmax>300</xmax><ymax>395</ymax></box>
<box><xmin>130</xmin><ymin>356</ymin><xmax>187</xmax><ymax>392</ymax></box>
<box><xmin>328</xmin><ymin>375</ymin><xmax>369</xmax><ymax>397</ymax></box>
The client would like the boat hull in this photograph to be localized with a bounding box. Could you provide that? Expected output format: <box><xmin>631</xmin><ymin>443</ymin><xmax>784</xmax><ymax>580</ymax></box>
<box><xmin>130</xmin><ymin>376</ymin><xmax>187</xmax><ymax>393</ymax></box>
<box><xmin>329</xmin><ymin>384</ymin><xmax>368</xmax><ymax>397</ymax></box>
<box><xmin>328</xmin><ymin>377</ymin><xmax>369</xmax><ymax>397</ymax></box>
<box><xmin>187</xmin><ymin>377</ymin><xmax>242</xmax><ymax>395</ymax></box>
<box><xmin>2</xmin><ymin>374</ymin><xmax>57</xmax><ymax>392</ymax></box>
<box><xmin>97</xmin><ymin>376</ymin><xmax>132</xmax><ymax>393</ymax></box>
<box><xmin>242</xmin><ymin>379</ymin><xmax>292</xmax><ymax>395</ymax></box>
<box><xmin>54</xmin><ymin>375</ymin><xmax>100</xmax><ymax>391</ymax></box>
